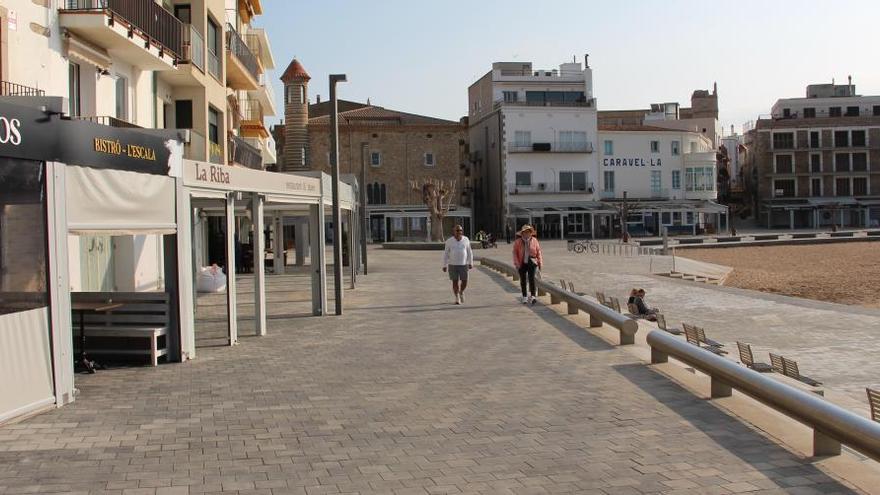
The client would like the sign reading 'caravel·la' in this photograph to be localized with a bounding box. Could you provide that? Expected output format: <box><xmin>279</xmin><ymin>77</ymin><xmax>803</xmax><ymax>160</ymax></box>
<box><xmin>603</xmin><ymin>157</ymin><xmax>662</xmax><ymax>167</ymax></box>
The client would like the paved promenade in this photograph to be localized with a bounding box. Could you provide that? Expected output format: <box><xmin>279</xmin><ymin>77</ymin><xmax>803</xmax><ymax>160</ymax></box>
<box><xmin>0</xmin><ymin>248</ymin><xmax>868</xmax><ymax>494</ymax></box>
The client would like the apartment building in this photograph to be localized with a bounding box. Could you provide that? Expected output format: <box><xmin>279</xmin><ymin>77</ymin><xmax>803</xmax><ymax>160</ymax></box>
<box><xmin>0</xmin><ymin>0</ymin><xmax>276</xmax><ymax>291</ymax></box>
<box><xmin>467</xmin><ymin>57</ymin><xmax>726</xmax><ymax>238</ymax></box>
<box><xmin>273</xmin><ymin>58</ymin><xmax>470</xmax><ymax>241</ymax></box>
<box><xmin>746</xmin><ymin>80</ymin><xmax>880</xmax><ymax>229</ymax></box>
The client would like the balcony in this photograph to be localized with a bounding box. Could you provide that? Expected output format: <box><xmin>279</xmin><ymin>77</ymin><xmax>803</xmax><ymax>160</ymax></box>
<box><xmin>1</xmin><ymin>81</ymin><xmax>46</xmax><ymax>96</ymax></box>
<box><xmin>237</xmin><ymin>99</ymin><xmax>267</xmax><ymax>138</ymax></box>
<box><xmin>242</xmin><ymin>136</ymin><xmax>275</xmax><ymax>166</ymax></box>
<box><xmin>229</xmin><ymin>134</ymin><xmax>262</xmax><ymax>169</ymax></box>
<box><xmin>182</xmin><ymin>24</ymin><xmax>205</xmax><ymax>72</ymax></box>
<box><xmin>59</xmin><ymin>0</ymin><xmax>183</xmax><ymax>71</ymax></box>
<box><xmin>494</xmin><ymin>98</ymin><xmax>595</xmax><ymax>111</ymax></box>
<box><xmin>73</xmin><ymin>115</ymin><xmax>141</xmax><ymax>128</ymax></box>
<box><xmin>253</xmin><ymin>72</ymin><xmax>277</xmax><ymax>117</ymax></box>
<box><xmin>508</xmin><ymin>182</ymin><xmax>595</xmax><ymax>195</ymax></box>
<box><xmin>225</xmin><ymin>24</ymin><xmax>259</xmax><ymax>90</ymax></box>
<box><xmin>508</xmin><ymin>141</ymin><xmax>594</xmax><ymax>153</ymax></box>
<box><xmin>244</xmin><ymin>28</ymin><xmax>275</xmax><ymax>72</ymax></box>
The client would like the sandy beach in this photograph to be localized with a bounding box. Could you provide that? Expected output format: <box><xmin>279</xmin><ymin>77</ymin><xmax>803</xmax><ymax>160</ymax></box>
<box><xmin>681</xmin><ymin>241</ymin><xmax>880</xmax><ymax>308</ymax></box>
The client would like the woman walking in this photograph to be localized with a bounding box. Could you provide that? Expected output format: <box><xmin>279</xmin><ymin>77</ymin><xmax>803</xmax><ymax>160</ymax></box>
<box><xmin>512</xmin><ymin>224</ymin><xmax>543</xmax><ymax>304</ymax></box>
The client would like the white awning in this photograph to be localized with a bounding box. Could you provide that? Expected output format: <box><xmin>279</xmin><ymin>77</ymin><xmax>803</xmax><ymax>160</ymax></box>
<box><xmin>66</xmin><ymin>166</ymin><xmax>176</xmax><ymax>235</ymax></box>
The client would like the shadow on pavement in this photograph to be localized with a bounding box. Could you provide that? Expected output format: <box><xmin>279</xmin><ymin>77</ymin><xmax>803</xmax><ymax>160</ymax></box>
<box><xmin>612</xmin><ymin>362</ymin><xmax>857</xmax><ymax>493</ymax></box>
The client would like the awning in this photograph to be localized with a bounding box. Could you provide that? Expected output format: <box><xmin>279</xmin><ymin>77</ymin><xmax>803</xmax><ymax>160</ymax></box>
<box><xmin>64</xmin><ymin>32</ymin><xmax>112</xmax><ymax>71</ymax></box>
<box><xmin>66</xmin><ymin>166</ymin><xmax>177</xmax><ymax>235</ymax></box>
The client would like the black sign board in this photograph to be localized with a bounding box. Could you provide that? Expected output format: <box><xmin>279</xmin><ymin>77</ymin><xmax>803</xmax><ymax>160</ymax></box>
<box><xmin>0</xmin><ymin>98</ymin><xmax>180</xmax><ymax>176</ymax></box>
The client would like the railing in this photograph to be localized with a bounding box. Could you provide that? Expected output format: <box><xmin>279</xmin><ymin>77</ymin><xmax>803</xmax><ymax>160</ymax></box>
<box><xmin>647</xmin><ymin>330</ymin><xmax>880</xmax><ymax>461</ymax></box>
<box><xmin>0</xmin><ymin>81</ymin><xmax>45</xmax><ymax>96</ymax></box>
<box><xmin>182</xmin><ymin>24</ymin><xmax>205</xmax><ymax>71</ymax></box>
<box><xmin>497</xmin><ymin>69</ymin><xmax>585</xmax><ymax>78</ymax></box>
<box><xmin>509</xmin><ymin>141</ymin><xmax>594</xmax><ymax>153</ymax></box>
<box><xmin>229</xmin><ymin>134</ymin><xmax>262</xmax><ymax>169</ymax></box>
<box><xmin>183</xmin><ymin>129</ymin><xmax>206</xmax><ymax>161</ymax></box>
<box><xmin>61</xmin><ymin>0</ymin><xmax>183</xmax><ymax>60</ymax></box>
<box><xmin>74</xmin><ymin>115</ymin><xmax>141</xmax><ymax>128</ymax></box>
<box><xmin>225</xmin><ymin>23</ymin><xmax>259</xmax><ymax>81</ymax></box>
<box><xmin>508</xmin><ymin>182</ymin><xmax>594</xmax><ymax>194</ymax></box>
<box><xmin>238</xmin><ymin>98</ymin><xmax>263</xmax><ymax>122</ymax></box>
<box><xmin>243</xmin><ymin>31</ymin><xmax>265</xmax><ymax>66</ymax></box>
<box><xmin>258</xmin><ymin>72</ymin><xmax>276</xmax><ymax>107</ymax></box>
<box><xmin>479</xmin><ymin>257</ymin><xmax>639</xmax><ymax>344</ymax></box>
<box><xmin>495</xmin><ymin>99</ymin><xmax>594</xmax><ymax>109</ymax></box>
<box><xmin>207</xmin><ymin>50</ymin><xmax>221</xmax><ymax>80</ymax></box>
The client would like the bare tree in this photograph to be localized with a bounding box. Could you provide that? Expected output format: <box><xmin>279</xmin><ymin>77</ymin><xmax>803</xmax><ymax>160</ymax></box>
<box><xmin>411</xmin><ymin>178</ymin><xmax>456</xmax><ymax>241</ymax></box>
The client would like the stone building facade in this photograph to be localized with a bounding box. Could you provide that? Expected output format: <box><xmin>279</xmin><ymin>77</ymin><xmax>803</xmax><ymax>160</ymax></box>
<box><xmin>274</xmin><ymin>59</ymin><xmax>470</xmax><ymax>241</ymax></box>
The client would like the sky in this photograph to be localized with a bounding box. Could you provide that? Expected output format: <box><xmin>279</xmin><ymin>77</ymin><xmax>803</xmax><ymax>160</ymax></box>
<box><xmin>258</xmin><ymin>0</ymin><xmax>880</xmax><ymax>135</ymax></box>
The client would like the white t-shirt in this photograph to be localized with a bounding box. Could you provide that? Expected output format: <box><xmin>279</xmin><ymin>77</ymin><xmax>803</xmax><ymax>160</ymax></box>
<box><xmin>443</xmin><ymin>236</ymin><xmax>473</xmax><ymax>267</ymax></box>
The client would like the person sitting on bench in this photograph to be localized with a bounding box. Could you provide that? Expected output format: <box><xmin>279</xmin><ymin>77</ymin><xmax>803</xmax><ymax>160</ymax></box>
<box><xmin>633</xmin><ymin>288</ymin><xmax>658</xmax><ymax>321</ymax></box>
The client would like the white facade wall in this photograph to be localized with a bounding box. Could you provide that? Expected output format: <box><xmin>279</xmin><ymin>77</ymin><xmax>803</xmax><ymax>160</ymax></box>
<box><xmin>771</xmin><ymin>95</ymin><xmax>880</xmax><ymax>118</ymax></box>
<box><xmin>4</xmin><ymin>1</ymin><xmax>69</xmax><ymax>98</ymax></box>
<box><xmin>721</xmin><ymin>135</ymin><xmax>742</xmax><ymax>187</ymax></box>
<box><xmin>598</xmin><ymin>130</ymin><xmax>716</xmax><ymax>201</ymax></box>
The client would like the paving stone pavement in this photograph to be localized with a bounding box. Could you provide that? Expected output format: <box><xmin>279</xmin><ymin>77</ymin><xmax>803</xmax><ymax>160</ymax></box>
<box><xmin>0</xmin><ymin>248</ymin><xmax>866</xmax><ymax>494</ymax></box>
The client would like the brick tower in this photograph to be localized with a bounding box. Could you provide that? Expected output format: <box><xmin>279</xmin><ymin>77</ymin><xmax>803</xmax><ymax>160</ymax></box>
<box><xmin>280</xmin><ymin>58</ymin><xmax>310</xmax><ymax>172</ymax></box>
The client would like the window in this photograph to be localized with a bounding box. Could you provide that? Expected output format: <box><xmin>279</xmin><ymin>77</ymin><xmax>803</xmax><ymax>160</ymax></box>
<box><xmin>852</xmin><ymin>152</ymin><xmax>867</xmax><ymax>171</ymax></box>
<box><xmin>686</xmin><ymin>212</ymin><xmax>694</xmax><ymax>225</ymax></box>
<box><xmin>67</xmin><ymin>63</ymin><xmax>81</xmax><ymax>118</ymax></box>
<box><xmin>559</xmin><ymin>171</ymin><xmax>587</xmax><ymax>192</ymax></box>
<box><xmin>206</xmin><ymin>17</ymin><xmax>221</xmax><ymax>79</ymax></box>
<box><xmin>782</xmin><ymin>108</ymin><xmax>791</xmax><ymax>118</ymax></box>
<box><xmin>424</xmin><ymin>152</ymin><xmax>435</xmax><ymax>166</ymax></box>
<box><xmin>835</xmin><ymin>153</ymin><xmax>850</xmax><ymax>172</ymax></box>
<box><xmin>367</xmin><ymin>182</ymin><xmax>387</xmax><ymax>205</ymax></box>
<box><xmin>773</xmin><ymin>179</ymin><xmax>795</xmax><ymax>198</ymax></box>
<box><xmin>300</xmin><ymin>86</ymin><xmax>306</xmax><ymax>104</ymax></box>
<box><xmin>650</xmin><ymin>170</ymin><xmax>662</xmax><ymax>194</ymax></box>
<box><xmin>524</xmin><ymin>90</ymin><xmax>584</xmax><ymax>105</ymax></box>
<box><xmin>514</xmin><ymin>130</ymin><xmax>531</xmax><ymax>148</ymax></box>
<box><xmin>301</xmin><ymin>147</ymin><xmax>306</xmax><ymax>166</ymax></box>
<box><xmin>370</xmin><ymin>151</ymin><xmax>381</xmax><ymax>167</ymax></box>
<box><xmin>829</xmin><ymin>107</ymin><xmax>842</xmax><ymax>117</ymax></box>
<box><xmin>558</xmin><ymin>131</ymin><xmax>587</xmax><ymax>151</ymax></box>
<box><xmin>515</xmin><ymin>172</ymin><xmax>532</xmax><ymax>186</ymax></box>
<box><xmin>603</xmin><ymin>140</ymin><xmax>613</xmax><ymax>155</ymax></box>
<box><xmin>503</xmin><ymin>91</ymin><xmax>517</xmax><ymax>103</ymax></box>
<box><xmin>836</xmin><ymin>177</ymin><xmax>850</xmax><ymax>196</ymax></box>
<box><xmin>845</xmin><ymin>106</ymin><xmax>859</xmax><ymax>117</ymax></box>
<box><xmin>0</xmin><ymin>158</ymin><xmax>48</xmax><ymax>316</ymax></box>
<box><xmin>874</xmin><ymin>105</ymin><xmax>880</xmax><ymax>116</ymax></box>
<box><xmin>804</xmin><ymin>107</ymin><xmax>816</xmax><ymax>118</ymax></box>
<box><xmin>174</xmin><ymin>4</ymin><xmax>192</xmax><ymax>23</ymax></box>
<box><xmin>661</xmin><ymin>212</ymin><xmax>671</xmax><ymax>224</ymax></box>
<box><xmin>603</xmin><ymin>171</ymin><xmax>614</xmax><ymax>192</ymax></box>
<box><xmin>853</xmin><ymin>177</ymin><xmax>868</xmax><ymax>196</ymax></box>
<box><xmin>208</xmin><ymin>106</ymin><xmax>220</xmax><ymax>147</ymax></box>
<box><xmin>175</xmin><ymin>100</ymin><xmax>193</xmax><ymax>128</ymax></box>
<box><xmin>671</xmin><ymin>140</ymin><xmax>680</xmax><ymax>155</ymax></box>
<box><xmin>772</xmin><ymin>132</ymin><xmax>794</xmax><ymax>149</ymax></box>
<box><xmin>672</xmin><ymin>170</ymin><xmax>681</xmax><ymax>189</ymax></box>
<box><xmin>686</xmin><ymin>167</ymin><xmax>715</xmax><ymax>191</ymax></box>
<box><xmin>809</xmin><ymin>131</ymin><xmax>820</xmax><ymax>148</ymax></box>
<box><xmin>852</xmin><ymin>130</ymin><xmax>866</xmax><ymax>147</ymax></box>
<box><xmin>650</xmin><ymin>140</ymin><xmax>660</xmax><ymax>153</ymax></box>
<box><xmin>774</xmin><ymin>154</ymin><xmax>793</xmax><ymax>174</ymax></box>
<box><xmin>834</xmin><ymin>130</ymin><xmax>849</xmax><ymax>147</ymax></box>
<box><xmin>690</xmin><ymin>141</ymin><xmax>698</xmax><ymax>153</ymax></box>
<box><xmin>115</xmin><ymin>75</ymin><xmax>128</xmax><ymax>121</ymax></box>
<box><xmin>811</xmin><ymin>178</ymin><xmax>822</xmax><ymax>197</ymax></box>
<box><xmin>810</xmin><ymin>153</ymin><xmax>821</xmax><ymax>173</ymax></box>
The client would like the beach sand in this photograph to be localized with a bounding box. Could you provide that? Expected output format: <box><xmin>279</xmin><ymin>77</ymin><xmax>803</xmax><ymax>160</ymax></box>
<box><xmin>680</xmin><ymin>242</ymin><xmax>880</xmax><ymax>308</ymax></box>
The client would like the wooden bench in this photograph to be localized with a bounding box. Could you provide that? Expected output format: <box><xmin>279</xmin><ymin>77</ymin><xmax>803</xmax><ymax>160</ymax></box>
<box><xmin>869</xmin><ymin>388</ymin><xmax>880</xmax><ymax>423</ymax></box>
<box><xmin>595</xmin><ymin>291</ymin><xmax>606</xmax><ymax>305</ymax></box>
<box><xmin>736</xmin><ymin>342</ymin><xmax>772</xmax><ymax>372</ymax></box>
<box><xmin>769</xmin><ymin>353</ymin><xmax>823</xmax><ymax>394</ymax></box>
<box><xmin>683</xmin><ymin>323</ymin><xmax>726</xmax><ymax>355</ymax></box>
<box><xmin>694</xmin><ymin>325</ymin><xmax>724</xmax><ymax>348</ymax></box>
<box><xmin>73</xmin><ymin>292</ymin><xmax>170</xmax><ymax>367</ymax></box>
<box><xmin>655</xmin><ymin>314</ymin><xmax>682</xmax><ymax>335</ymax></box>
<box><xmin>565</xmin><ymin>281</ymin><xmax>585</xmax><ymax>296</ymax></box>
<box><xmin>609</xmin><ymin>296</ymin><xmax>622</xmax><ymax>313</ymax></box>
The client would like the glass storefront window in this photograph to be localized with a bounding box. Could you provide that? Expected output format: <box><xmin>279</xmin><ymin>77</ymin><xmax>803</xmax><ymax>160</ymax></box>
<box><xmin>0</xmin><ymin>158</ymin><xmax>48</xmax><ymax>315</ymax></box>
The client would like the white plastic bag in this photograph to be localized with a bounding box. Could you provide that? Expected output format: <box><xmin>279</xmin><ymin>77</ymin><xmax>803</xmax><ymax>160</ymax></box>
<box><xmin>196</xmin><ymin>264</ymin><xmax>227</xmax><ymax>293</ymax></box>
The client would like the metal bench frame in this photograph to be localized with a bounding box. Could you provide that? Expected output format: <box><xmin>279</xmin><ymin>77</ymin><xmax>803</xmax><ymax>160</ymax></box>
<box><xmin>74</xmin><ymin>292</ymin><xmax>170</xmax><ymax>366</ymax></box>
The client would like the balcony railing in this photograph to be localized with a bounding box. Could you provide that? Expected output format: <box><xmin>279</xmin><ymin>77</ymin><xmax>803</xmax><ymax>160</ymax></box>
<box><xmin>207</xmin><ymin>50</ymin><xmax>221</xmax><ymax>80</ymax></box>
<box><xmin>238</xmin><ymin>98</ymin><xmax>263</xmax><ymax>122</ymax></box>
<box><xmin>508</xmin><ymin>141</ymin><xmax>594</xmax><ymax>153</ymax></box>
<box><xmin>494</xmin><ymin>98</ymin><xmax>594</xmax><ymax>109</ymax></box>
<box><xmin>74</xmin><ymin>115</ymin><xmax>142</xmax><ymax>128</ymax></box>
<box><xmin>184</xmin><ymin>129</ymin><xmax>206</xmax><ymax>161</ymax></box>
<box><xmin>62</xmin><ymin>0</ymin><xmax>183</xmax><ymax>60</ymax></box>
<box><xmin>226</xmin><ymin>23</ymin><xmax>259</xmax><ymax>81</ymax></box>
<box><xmin>508</xmin><ymin>182</ymin><xmax>595</xmax><ymax>194</ymax></box>
<box><xmin>182</xmin><ymin>23</ymin><xmax>205</xmax><ymax>72</ymax></box>
<box><xmin>0</xmin><ymin>81</ymin><xmax>45</xmax><ymax>96</ymax></box>
<box><xmin>229</xmin><ymin>134</ymin><xmax>262</xmax><ymax>169</ymax></box>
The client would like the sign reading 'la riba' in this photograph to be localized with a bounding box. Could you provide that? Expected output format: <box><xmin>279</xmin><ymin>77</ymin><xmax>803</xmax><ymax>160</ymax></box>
<box><xmin>603</xmin><ymin>157</ymin><xmax>662</xmax><ymax>167</ymax></box>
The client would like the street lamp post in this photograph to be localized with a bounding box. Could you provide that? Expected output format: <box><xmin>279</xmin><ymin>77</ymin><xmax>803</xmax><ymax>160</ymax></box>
<box><xmin>360</xmin><ymin>142</ymin><xmax>369</xmax><ymax>275</ymax></box>
<box><xmin>330</xmin><ymin>74</ymin><xmax>347</xmax><ymax>315</ymax></box>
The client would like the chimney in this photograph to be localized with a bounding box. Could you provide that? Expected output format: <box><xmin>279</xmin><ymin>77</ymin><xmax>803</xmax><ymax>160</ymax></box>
<box><xmin>584</xmin><ymin>53</ymin><xmax>589</xmax><ymax>68</ymax></box>
<box><xmin>730</xmin><ymin>124</ymin><xmax>734</xmax><ymax>136</ymax></box>
<box><xmin>316</xmin><ymin>94</ymin><xmax>321</xmax><ymax>104</ymax></box>
<box><xmin>848</xmin><ymin>75</ymin><xmax>853</xmax><ymax>94</ymax></box>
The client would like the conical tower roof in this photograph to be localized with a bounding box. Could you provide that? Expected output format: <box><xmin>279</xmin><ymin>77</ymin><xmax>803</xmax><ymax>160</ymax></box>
<box><xmin>280</xmin><ymin>58</ymin><xmax>311</xmax><ymax>83</ymax></box>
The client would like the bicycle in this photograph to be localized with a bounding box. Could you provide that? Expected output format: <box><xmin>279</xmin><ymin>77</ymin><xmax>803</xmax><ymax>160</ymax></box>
<box><xmin>571</xmin><ymin>240</ymin><xmax>599</xmax><ymax>254</ymax></box>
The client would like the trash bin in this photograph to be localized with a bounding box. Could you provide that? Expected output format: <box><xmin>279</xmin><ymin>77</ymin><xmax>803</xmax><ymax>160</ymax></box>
<box><xmin>567</xmin><ymin>239</ymin><xmax>575</xmax><ymax>251</ymax></box>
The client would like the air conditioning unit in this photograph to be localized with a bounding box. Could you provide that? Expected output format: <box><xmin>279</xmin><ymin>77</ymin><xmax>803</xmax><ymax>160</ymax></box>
<box><xmin>533</xmin><ymin>142</ymin><xmax>551</xmax><ymax>151</ymax></box>
<box><xmin>537</xmin><ymin>183</ymin><xmax>546</xmax><ymax>191</ymax></box>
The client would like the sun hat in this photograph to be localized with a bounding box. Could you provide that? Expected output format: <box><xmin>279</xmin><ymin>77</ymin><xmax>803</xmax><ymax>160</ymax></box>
<box><xmin>518</xmin><ymin>224</ymin><xmax>535</xmax><ymax>235</ymax></box>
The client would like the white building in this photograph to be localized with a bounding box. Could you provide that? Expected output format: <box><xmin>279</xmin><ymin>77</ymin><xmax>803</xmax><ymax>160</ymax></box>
<box><xmin>467</xmin><ymin>57</ymin><xmax>727</xmax><ymax>238</ymax></box>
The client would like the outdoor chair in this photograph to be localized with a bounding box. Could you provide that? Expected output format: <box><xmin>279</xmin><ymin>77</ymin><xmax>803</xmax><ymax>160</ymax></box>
<box><xmin>769</xmin><ymin>353</ymin><xmax>785</xmax><ymax>374</ymax></box>
<box><xmin>609</xmin><ymin>296</ymin><xmax>622</xmax><ymax>313</ymax></box>
<box><xmin>736</xmin><ymin>342</ymin><xmax>773</xmax><ymax>372</ymax></box>
<box><xmin>868</xmin><ymin>388</ymin><xmax>880</xmax><ymax>423</ymax></box>
<box><xmin>595</xmin><ymin>291</ymin><xmax>606</xmax><ymax>305</ymax></box>
<box><xmin>655</xmin><ymin>314</ymin><xmax>682</xmax><ymax>335</ymax></box>
<box><xmin>566</xmin><ymin>281</ymin><xmax>585</xmax><ymax>296</ymax></box>
<box><xmin>781</xmin><ymin>356</ymin><xmax>822</xmax><ymax>387</ymax></box>
<box><xmin>684</xmin><ymin>324</ymin><xmax>726</xmax><ymax>356</ymax></box>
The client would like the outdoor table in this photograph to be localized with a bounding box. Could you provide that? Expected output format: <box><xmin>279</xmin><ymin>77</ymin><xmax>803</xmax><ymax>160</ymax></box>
<box><xmin>71</xmin><ymin>301</ymin><xmax>122</xmax><ymax>373</ymax></box>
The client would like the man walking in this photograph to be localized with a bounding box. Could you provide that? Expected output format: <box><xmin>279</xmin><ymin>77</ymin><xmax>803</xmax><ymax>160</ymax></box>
<box><xmin>442</xmin><ymin>225</ymin><xmax>473</xmax><ymax>305</ymax></box>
